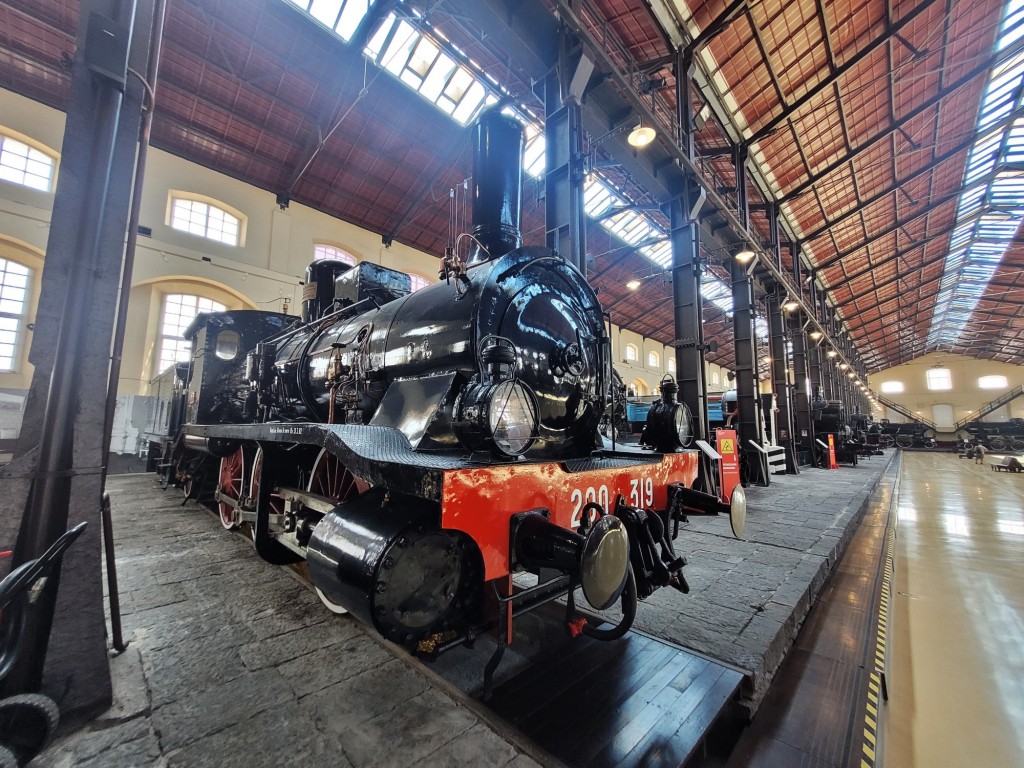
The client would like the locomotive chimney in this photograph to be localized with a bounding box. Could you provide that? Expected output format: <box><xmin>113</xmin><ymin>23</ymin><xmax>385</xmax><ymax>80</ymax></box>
<box><xmin>468</xmin><ymin>108</ymin><xmax>524</xmax><ymax>265</ymax></box>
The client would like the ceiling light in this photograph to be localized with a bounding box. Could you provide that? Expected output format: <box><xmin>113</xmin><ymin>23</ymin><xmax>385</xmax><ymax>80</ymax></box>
<box><xmin>627</xmin><ymin>122</ymin><xmax>656</xmax><ymax>148</ymax></box>
<box><xmin>809</xmin><ymin>330</ymin><xmax>823</xmax><ymax>340</ymax></box>
<box><xmin>626</xmin><ymin>279</ymin><xmax>641</xmax><ymax>291</ymax></box>
<box><xmin>847</xmin><ymin>372</ymin><xmax>856</xmax><ymax>378</ymax></box>
<box><xmin>783</xmin><ymin>298</ymin><xmax>800</xmax><ymax>312</ymax></box>
<box><xmin>734</xmin><ymin>249</ymin><xmax>756</xmax><ymax>263</ymax></box>
<box><xmin>826</xmin><ymin>350</ymin><xmax>837</xmax><ymax>358</ymax></box>
<box><xmin>839</xmin><ymin>363</ymin><xmax>849</xmax><ymax>370</ymax></box>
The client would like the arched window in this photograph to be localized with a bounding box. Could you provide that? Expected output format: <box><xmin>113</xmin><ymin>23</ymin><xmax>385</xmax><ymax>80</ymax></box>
<box><xmin>158</xmin><ymin>293</ymin><xmax>226</xmax><ymax>373</ymax></box>
<box><xmin>667</xmin><ymin>358</ymin><xmax>676</xmax><ymax>374</ymax></box>
<box><xmin>408</xmin><ymin>273</ymin><xmax>431</xmax><ymax>292</ymax></box>
<box><xmin>648</xmin><ymin>350</ymin><xmax>660</xmax><ymax>369</ymax></box>
<box><xmin>0</xmin><ymin>128</ymin><xmax>57</xmax><ymax>192</ymax></box>
<box><xmin>0</xmin><ymin>258</ymin><xmax>31</xmax><ymax>372</ymax></box>
<box><xmin>313</xmin><ymin>243</ymin><xmax>356</xmax><ymax>264</ymax></box>
<box><xmin>925</xmin><ymin>368</ymin><xmax>952</xmax><ymax>391</ymax></box>
<box><xmin>631</xmin><ymin>379</ymin><xmax>649</xmax><ymax>397</ymax></box>
<box><xmin>624</xmin><ymin>343</ymin><xmax>639</xmax><ymax>362</ymax></box>
<box><xmin>168</xmin><ymin>193</ymin><xmax>245</xmax><ymax>246</ymax></box>
<box><xmin>712</xmin><ymin>371</ymin><xmax>719</xmax><ymax>386</ymax></box>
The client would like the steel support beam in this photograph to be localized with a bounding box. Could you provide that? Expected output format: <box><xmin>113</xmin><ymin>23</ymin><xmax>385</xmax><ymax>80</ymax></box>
<box><xmin>669</xmin><ymin>186</ymin><xmax>708</xmax><ymax>443</ymax></box>
<box><xmin>789</xmin><ymin>313</ymin><xmax>814</xmax><ymax>464</ymax></box>
<box><xmin>669</xmin><ymin>49</ymin><xmax>708</xmax><ymax>443</ymax></box>
<box><xmin>731</xmin><ymin>144</ymin><xmax>767</xmax><ymax>485</ymax></box>
<box><xmin>544</xmin><ymin>27</ymin><xmax>589</xmax><ymax>274</ymax></box>
<box><xmin>768</xmin><ymin>294</ymin><xmax>797</xmax><ymax>471</ymax></box>
<box><xmin>1</xmin><ymin>0</ymin><xmax>155</xmax><ymax>723</ymax></box>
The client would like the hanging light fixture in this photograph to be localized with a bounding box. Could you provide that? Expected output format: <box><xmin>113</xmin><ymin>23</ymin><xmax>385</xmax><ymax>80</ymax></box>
<box><xmin>826</xmin><ymin>349</ymin><xmax>837</xmax><ymax>358</ymax></box>
<box><xmin>626</xmin><ymin>279</ymin><xmax>642</xmax><ymax>291</ymax></box>
<box><xmin>783</xmin><ymin>297</ymin><xmax>800</xmax><ymax>312</ymax></box>
<box><xmin>735</xmin><ymin>249</ymin><xmax>756</xmax><ymax>263</ymax></box>
<box><xmin>809</xmin><ymin>330</ymin><xmax>823</xmax><ymax>340</ymax></box>
<box><xmin>627</xmin><ymin>121</ymin><xmax>656</xmax><ymax>148</ymax></box>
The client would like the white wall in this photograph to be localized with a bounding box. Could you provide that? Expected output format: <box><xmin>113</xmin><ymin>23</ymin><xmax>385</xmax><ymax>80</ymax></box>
<box><xmin>872</xmin><ymin>352</ymin><xmax>1024</xmax><ymax>432</ymax></box>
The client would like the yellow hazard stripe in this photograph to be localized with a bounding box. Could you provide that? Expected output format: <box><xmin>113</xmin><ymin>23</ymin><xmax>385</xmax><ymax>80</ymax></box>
<box><xmin>861</xmin><ymin>518</ymin><xmax>897</xmax><ymax>767</ymax></box>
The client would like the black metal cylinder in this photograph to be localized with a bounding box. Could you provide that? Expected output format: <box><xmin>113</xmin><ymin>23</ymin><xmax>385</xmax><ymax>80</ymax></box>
<box><xmin>306</xmin><ymin>488</ymin><xmax>480</xmax><ymax>643</ymax></box>
<box><xmin>302</xmin><ymin>259</ymin><xmax>353</xmax><ymax>323</ymax></box>
<box><xmin>468</xmin><ymin>109</ymin><xmax>524</xmax><ymax>264</ymax></box>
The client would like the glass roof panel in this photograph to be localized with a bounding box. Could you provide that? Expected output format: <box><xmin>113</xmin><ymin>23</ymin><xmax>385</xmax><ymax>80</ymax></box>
<box><xmin>929</xmin><ymin>0</ymin><xmax>1024</xmax><ymax>346</ymax></box>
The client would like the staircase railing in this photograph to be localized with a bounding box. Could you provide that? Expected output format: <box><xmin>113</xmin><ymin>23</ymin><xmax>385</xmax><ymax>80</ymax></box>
<box><xmin>954</xmin><ymin>384</ymin><xmax>1024</xmax><ymax>430</ymax></box>
<box><xmin>878</xmin><ymin>396</ymin><xmax>938</xmax><ymax>430</ymax></box>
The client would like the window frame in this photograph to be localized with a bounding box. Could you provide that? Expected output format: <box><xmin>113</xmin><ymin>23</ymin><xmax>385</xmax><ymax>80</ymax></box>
<box><xmin>624</xmin><ymin>343</ymin><xmax>639</xmax><ymax>363</ymax></box>
<box><xmin>647</xmin><ymin>350</ymin><xmax>660</xmax><ymax>369</ymax></box>
<box><xmin>880</xmin><ymin>381</ymin><xmax>905</xmax><ymax>394</ymax></box>
<box><xmin>925</xmin><ymin>368</ymin><xmax>952</xmax><ymax>391</ymax></box>
<box><xmin>0</xmin><ymin>257</ymin><xmax>32</xmax><ymax>374</ymax></box>
<box><xmin>313</xmin><ymin>243</ymin><xmax>357</xmax><ymax>265</ymax></box>
<box><xmin>407</xmin><ymin>273</ymin><xmax>431</xmax><ymax>292</ymax></box>
<box><xmin>157</xmin><ymin>293</ymin><xmax>227</xmax><ymax>374</ymax></box>
<box><xmin>0</xmin><ymin>127</ymin><xmax>58</xmax><ymax>192</ymax></box>
<box><xmin>166</xmin><ymin>192</ymin><xmax>247</xmax><ymax>247</ymax></box>
<box><xmin>978</xmin><ymin>375</ymin><xmax>1008</xmax><ymax>389</ymax></box>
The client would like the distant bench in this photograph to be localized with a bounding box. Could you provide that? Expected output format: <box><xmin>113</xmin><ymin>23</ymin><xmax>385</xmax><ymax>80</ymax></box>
<box><xmin>992</xmin><ymin>456</ymin><xmax>1023</xmax><ymax>473</ymax></box>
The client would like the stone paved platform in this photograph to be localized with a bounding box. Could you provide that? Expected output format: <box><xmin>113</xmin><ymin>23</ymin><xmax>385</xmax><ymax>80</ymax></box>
<box><xmin>33</xmin><ymin>451</ymin><xmax>891</xmax><ymax>765</ymax></box>
<box><xmin>33</xmin><ymin>477</ymin><xmax>546</xmax><ymax>768</ymax></box>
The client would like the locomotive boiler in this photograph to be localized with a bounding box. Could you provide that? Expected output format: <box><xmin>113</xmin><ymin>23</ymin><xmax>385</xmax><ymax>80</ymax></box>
<box><xmin>167</xmin><ymin>108</ymin><xmax>738</xmax><ymax>676</ymax></box>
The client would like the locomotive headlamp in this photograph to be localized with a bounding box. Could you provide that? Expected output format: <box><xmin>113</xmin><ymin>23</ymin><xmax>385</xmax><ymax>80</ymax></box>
<box><xmin>454</xmin><ymin>335</ymin><xmax>541</xmax><ymax>457</ymax></box>
<box><xmin>454</xmin><ymin>379</ymin><xmax>540</xmax><ymax>458</ymax></box>
<box><xmin>490</xmin><ymin>380</ymin><xmax>539</xmax><ymax>455</ymax></box>
<box><xmin>641</xmin><ymin>377</ymin><xmax>693</xmax><ymax>452</ymax></box>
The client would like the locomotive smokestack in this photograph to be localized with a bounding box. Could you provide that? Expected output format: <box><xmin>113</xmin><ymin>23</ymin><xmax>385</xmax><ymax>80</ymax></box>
<box><xmin>468</xmin><ymin>108</ymin><xmax>524</xmax><ymax>265</ymax></box>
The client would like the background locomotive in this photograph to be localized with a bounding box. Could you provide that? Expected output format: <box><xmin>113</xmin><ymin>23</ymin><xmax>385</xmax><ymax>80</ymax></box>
<box><xmin>155</xmin><ymin>109</ymin><xmax>740</xmax><ymax>672</ymax></box>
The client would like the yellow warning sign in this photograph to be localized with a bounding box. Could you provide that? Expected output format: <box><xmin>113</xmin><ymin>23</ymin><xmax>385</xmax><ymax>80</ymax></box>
<box><xmin>719</xmin><ymin>438</ymin><xmax>734</xmax><ymax>454</ymax></box>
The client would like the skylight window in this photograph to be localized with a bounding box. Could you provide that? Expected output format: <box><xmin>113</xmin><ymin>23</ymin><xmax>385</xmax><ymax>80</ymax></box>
<box><xmin>880</xmin><ymin>381</ymin><xmax>905</xmax><ymax>394</ymax></box>
<box><xmin>365</xmin><ymin>14</ymin><xmax>493</xmax><ymax>125</ymax></box>
<box><xmin>928</xmin><ymin>0</ymin><xmax>1024</xmax><ymax>346</ymax></box>
<box><xmin>286</xmin><ymin>0</ymin><xmax>370</xmax><ymax>41</ymax></box>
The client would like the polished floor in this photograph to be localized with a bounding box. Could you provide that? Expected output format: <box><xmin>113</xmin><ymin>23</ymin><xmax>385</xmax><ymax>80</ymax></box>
<box><xmin>884</xmin><ymin>452</ymin><xmax>1024</xmax><ymax>767</ymax></box>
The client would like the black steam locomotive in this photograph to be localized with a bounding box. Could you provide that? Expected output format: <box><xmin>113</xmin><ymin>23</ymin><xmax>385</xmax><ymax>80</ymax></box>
<box><xmin>156</xmin><ymin>109</ymin><xmax>740</xmax><ymax>674</ymax></box>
